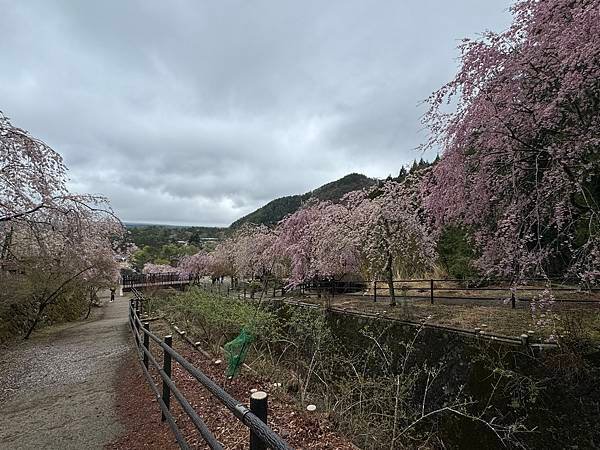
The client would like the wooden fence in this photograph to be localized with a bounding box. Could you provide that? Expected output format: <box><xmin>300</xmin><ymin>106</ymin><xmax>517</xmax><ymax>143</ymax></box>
<box><xmin>129</xmin><ymin>288</ymin><xmax>292</xmax><ymax>450</ymax></box>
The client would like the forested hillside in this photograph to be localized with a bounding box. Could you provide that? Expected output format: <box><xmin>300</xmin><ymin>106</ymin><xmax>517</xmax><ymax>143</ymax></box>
<box><xmin>230</xmin><ymin>173</ymin><xmax>376</xmax><ymax>228</ymax></box>
<box><xmin>126</xmin><ymin>224</ymin><xmax>226</xmax><ymax>248</ymax></box>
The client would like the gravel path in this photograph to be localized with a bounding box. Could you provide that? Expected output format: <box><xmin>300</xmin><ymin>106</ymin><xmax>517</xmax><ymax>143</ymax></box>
<box><xmin>0</xmin><ymin>293</ymin><xmax>131</xmax><ymax>450</ymax></box>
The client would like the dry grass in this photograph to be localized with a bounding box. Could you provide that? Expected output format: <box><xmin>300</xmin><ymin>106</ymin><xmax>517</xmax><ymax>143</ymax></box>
<box><xmin>297</xmin><ymin>294</ymin><xmax>600</xmax><ymax>341</ymax></box>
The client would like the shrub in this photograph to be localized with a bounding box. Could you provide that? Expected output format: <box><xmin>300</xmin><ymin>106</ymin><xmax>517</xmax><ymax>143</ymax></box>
<box><xmin>151</xmin><ymin>287</ymin><xmax>280</xmax><ymax>352</ymax></box>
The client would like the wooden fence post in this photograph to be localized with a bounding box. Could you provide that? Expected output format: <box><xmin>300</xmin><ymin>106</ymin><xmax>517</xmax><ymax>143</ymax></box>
<box><xmin>143</xmin><ymin>322</ymin><xmax>150</xmax><ymax>368</ymax></box>
<box><xmin>430</xmin><ymin>279</ymin><xmax>434</xmax><ymax>305</ymax></box>
<box><xmin>134</xmin><ymin>308</ymin><xmax>140</xmax><ymax>346</ymax></box>
<box><xmin>373</xmin><ymin>280</ymin><xmax>377</xmax><ymax>302</ymax></box>
<box><xmin>511</xmin><ymin>292</ymin><xmax>516</xmax><ymax>309</ymax></box>
<box><xmin>162</xmin><ymin>335</ymin><xmax>173</xmax><ymax>421</ymax></box>
<box><xmin>250</xmin><ymin>391</ymin><xmax>268</xmax><ymax>450</ymax></box>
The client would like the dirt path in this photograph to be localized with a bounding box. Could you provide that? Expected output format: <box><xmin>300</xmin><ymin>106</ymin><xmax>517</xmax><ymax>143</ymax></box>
<box><xmin>0</xmin><ymin>292</ymin><xmax>131</xmax><ymax>450</ymax></box>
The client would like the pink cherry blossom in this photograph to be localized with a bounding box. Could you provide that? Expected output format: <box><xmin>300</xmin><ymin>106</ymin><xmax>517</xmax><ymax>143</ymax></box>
<box><xmin>422</xmin><ymin>0</ymin><xmax>600</xmax><ymax>284</ymax></box>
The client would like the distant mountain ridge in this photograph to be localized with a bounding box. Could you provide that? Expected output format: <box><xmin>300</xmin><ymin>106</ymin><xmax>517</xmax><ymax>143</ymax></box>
<box><xmin>230</xmin><ymin>173</ymin><xmax>376</xmax><ymax>228</ymax></box>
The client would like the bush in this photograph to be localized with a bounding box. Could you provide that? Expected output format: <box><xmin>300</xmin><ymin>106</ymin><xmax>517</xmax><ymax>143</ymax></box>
<box><xmin>150</xmin><ymin>287</ymin><xmax>280</xmax><ymax>352</ymax></box>
<box><xmin>0</xmin><ymin>281</ymin><xmax>88</xmax><ymax>342</ymax></box>
<box><xmin>437</xmin><ymin>225</ymin><xmax>478</xmax><ymax>279</ymax></box>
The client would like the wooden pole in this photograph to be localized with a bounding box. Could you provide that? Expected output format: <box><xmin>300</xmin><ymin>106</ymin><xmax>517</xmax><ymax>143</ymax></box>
<box><xmin>143</xmin><ymin>322</ymin><xmax>150</xmax><ymax>368</ymax></box>
<box><xmin>249</xmin><ymin>391</ymin><xmax>268</xmax><ymax>450</ymax></box>
<box><xmin>161</xmin><ymin>335</ymin><xmax>173</xmax><ymax>421</ymax></box>
<box><xmin>430</xmin><ymin>279</ymin><xmax>434</xmax><ymax>305</ymax></box>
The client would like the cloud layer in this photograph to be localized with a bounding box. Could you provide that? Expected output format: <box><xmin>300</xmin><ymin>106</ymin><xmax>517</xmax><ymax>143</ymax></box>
<box><xmin>0</xmin><ymin>0</ymin><xmax>511</xmax><ymax>226</ymax></box>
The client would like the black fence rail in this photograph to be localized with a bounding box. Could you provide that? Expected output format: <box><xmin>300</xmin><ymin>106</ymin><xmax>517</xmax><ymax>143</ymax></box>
<box><xmin>296</xmin><ymin>280</ymin><xmax>366</xmax><ymax>295</ymax></box>
<box><xmin>121</xmin><ymin>273</ymin><xmax>198</xmax><ymax>290</ymax></box>
<box><xmin>282</xmin><ymin>278</ymin><xmax>600</xmax><ymax>308</ymax></box>
<box><xmin>170</xmin><ymin>278</ymin><xmax>288</xmax><ymax>300</ymax></box>
<box><xmin>124</xmin><ymin>273</ymin><xmax>600</xmax><ymax>309</ymax></box>
<box><xmin>369</xmin><ymin>278</ymin><xmax>600</xmax><ymax>306</ymax></box>
<box><xmin>128</xmin><ymin>289</ymin><xmax>292</xmax><ymax>450</ymax></box>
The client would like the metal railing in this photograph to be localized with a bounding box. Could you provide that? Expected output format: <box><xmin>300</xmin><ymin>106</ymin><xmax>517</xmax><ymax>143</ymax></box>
<box><xmin>128</xmin><ymin>291</ymin><xmax>292</xmax><ymax>450</ymax></box>
<box><xmin>121</xmin><ymin>273</ymin><xmax>198</xmax><ymax>290</ymax></box>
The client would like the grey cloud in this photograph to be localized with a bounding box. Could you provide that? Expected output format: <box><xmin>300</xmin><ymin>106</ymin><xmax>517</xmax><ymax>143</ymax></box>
<box><xmin>0</xmin><ymin>0</ymin><xmax>512</xmax><ymax>226</ymax></box>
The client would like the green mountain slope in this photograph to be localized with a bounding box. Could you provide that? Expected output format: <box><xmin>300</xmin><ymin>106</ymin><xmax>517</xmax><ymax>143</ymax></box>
<box><xmin>230</xmin><ymin>173</ymin><xmax>376</xmax><ymax>228</ymax></box>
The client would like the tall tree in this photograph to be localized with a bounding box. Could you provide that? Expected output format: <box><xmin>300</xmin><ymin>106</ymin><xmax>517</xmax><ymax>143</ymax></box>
<box><xmin>1</xmin><ymin>112</ymin><xmax>124</xmax><ymax>338</ymax></box>
<box><xmin>274</xmin><ymin>200</ymin><xmax>361</xmax><ymax>287</ymax></box>
<box><xmin>423</xmin><ymin>0</ymin><xmax>600</xmax><ymax>283</ymax></box>
<box><xmin>350</xmin><ymin>179</ymin><xmax>436</xmax><ymax>305</ymax></box>
<box><xmin>7</xmin><ymin>209</ymin><xmax>122</xmax><ymax>338</ymax></box>
<box><xmin>231</xmin><ymin>225</ymin><xmax>280</xmax><ymax>282</ymax></box>
<box><xmin>1</xmin><ymin>112</ymin><xmax>110</xmax><ymax>226</ymax></box>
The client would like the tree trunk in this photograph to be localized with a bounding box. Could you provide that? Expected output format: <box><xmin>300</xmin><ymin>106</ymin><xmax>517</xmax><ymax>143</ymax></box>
<box><xmin>1</xmin><ymin>226</ymin><xmax>12</xmax><ymax>259</ymax></box>
<box><xmin>23</xmin><ymin>266</ymin><xmax>95</xmax><ymax>339</ymax></box>
<box><xmin>386</xmin><ymin>254</ymin><xmax>396</xmax><ymax>306</ymax></box>
<box><xmin>24</xmin><ymin>302</ymin><xmax>48</xmax><ymax>339</ymax></box>
<box><xmin>326</xmin><ymin>278</ymin><xmax>336</xmax><ymax>309</ymax></box>
<box><xmin>85</xmin><ymin>300</ymin><xmax>93</xmax><ymax>319</ymax></box>
<box><xmin>85</xmin><ymin>288</ymin><xmax>94</xmax><ymax>319</ymax></box>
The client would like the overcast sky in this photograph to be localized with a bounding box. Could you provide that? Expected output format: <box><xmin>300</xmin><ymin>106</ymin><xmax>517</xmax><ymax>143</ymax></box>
<box><xmin>1</xmin><ymin>1</ymin><xmax>512</xmax><ymax>226</ymax></box>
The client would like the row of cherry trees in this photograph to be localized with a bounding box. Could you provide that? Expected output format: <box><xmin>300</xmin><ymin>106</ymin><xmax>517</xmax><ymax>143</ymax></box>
<box><xmin>170</xmin><ymin>173</ymin><xmax>437</xmax><ymax>305</ymax></box>
<box><xmin>169</xmin><ymin>0</ymin><xmax>599</xmax><ymax>299</ymax></box>
<box><xmin>1</xmin><ymin>112</ymin><xmax>124</xmax><ymax>338</ymax></box>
